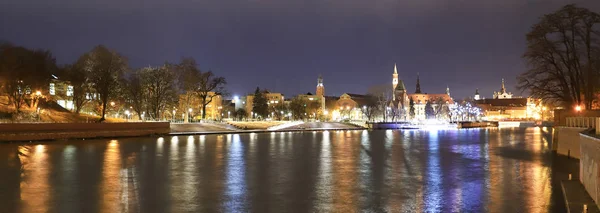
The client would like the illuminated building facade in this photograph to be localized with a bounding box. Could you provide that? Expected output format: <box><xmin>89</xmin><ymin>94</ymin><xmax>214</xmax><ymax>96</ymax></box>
<box><xmin>178</xmin><ymin>91</ymin><xmax>223</xmax><ymax>120</ymax></box>
<box><xmin>474</xmin><ymin>79</ymin><xmax>543</xmax><ymax>120</ymax></box>
<box><xmin>390</xmin><ymin>65</ymin><xmax>454</xmax><ymax>121</ymax></box>
<box><xmin>327</xmin><ymin>93</ymin><xmax>368</xmax><ymax>121</ymax></box>
<box><xmin>244</xmin><ymin>90</ymin><xmax>284</xmax><ymax>117</ymax></box>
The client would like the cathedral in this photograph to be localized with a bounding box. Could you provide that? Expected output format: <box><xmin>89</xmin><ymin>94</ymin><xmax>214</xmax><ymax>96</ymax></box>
<box><xmin>390</xmin><ymin>64</ymin><xmax>454</xmax><ymax>120</ymax></box>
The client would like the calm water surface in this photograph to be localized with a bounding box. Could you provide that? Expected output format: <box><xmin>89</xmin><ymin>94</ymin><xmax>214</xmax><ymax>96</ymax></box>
<box><xmin>0</xmin><ymin>127</ymin><xmax>574</xmax><ymax>212</ymax></box>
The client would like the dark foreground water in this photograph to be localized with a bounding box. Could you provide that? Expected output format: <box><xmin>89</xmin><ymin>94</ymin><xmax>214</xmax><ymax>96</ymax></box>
<box><xmin>0</xmin><ymin>127</ymin><xmax>577</xmax><ymax>212</ymax></box>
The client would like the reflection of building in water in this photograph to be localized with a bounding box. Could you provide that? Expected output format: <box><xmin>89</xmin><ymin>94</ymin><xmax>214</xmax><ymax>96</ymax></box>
<box><xmin>473</xmin><ymin>79</ymin><xmax>542</xmax><ymax>120</ymax></box>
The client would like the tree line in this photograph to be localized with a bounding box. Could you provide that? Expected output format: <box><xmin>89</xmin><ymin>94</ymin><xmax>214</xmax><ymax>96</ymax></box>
<box><xmin>0</xmin><ymin>44</ymin><xmax>226</xmax><ymax>122</ymax></box>
<box><xmin>248</xmin><ymin>87</ymin><xmax>322</xmax><ymax>121</ymax></box>
<box><xmin>518</xmin><ymin>4</ymin><xmax>600</xmax><ymax>109</ymax></box>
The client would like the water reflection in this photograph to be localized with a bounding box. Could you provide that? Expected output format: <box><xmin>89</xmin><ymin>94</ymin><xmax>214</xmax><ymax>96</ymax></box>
<box><xmin>101</xmin><ymin>140</ymin><xmax>122</xmax><ymax>213</ymax></box>
<box><xmin>0</xmin><ymin>127</ymin><xmax>570</xmax><ymax>212</ymax></box>
<box><xmin>20</xmin><ymin>144</ymin><xmax>49</xmax><ymax>213</ymax></box>
<box><xmin>224</xmin><ymin>134</ymin><xmax>247</xmax><ymax>212</ymax></box>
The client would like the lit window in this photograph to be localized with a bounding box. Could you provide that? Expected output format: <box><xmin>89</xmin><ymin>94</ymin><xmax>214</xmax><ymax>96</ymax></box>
<box><xmin>49</xmin><ymin>83</ymin><xmax>55</xmax><ymax>95</ymax></box>
<box><xmin>309</xmin><ymin>98</ymin><xmax>314</xmax><ymax>101</ymax></box>
<box><xmin>66</xmin><ymin>86</ymin><xmax>74</xmax><ymax>97</ymax></box>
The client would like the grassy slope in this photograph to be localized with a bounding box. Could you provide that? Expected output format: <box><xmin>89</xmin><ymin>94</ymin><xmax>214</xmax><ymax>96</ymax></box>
<box><xmin>0</xmin><ymin>96</ymin><xmax>125</xmax><ymax>123</ymax></box>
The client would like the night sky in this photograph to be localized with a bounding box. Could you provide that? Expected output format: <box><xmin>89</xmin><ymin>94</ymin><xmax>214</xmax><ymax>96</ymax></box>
<box><xmin>2</xmin><ymin>0</ymin><xmax>599</xmax><ymax>99</ymax></box>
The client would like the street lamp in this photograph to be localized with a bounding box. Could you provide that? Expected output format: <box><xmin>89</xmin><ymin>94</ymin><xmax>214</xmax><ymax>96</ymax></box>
<box><xmin>125</xmin><ymin>110</ymin><xmax>130</xmax><ymax>121</ymax></box>
<box><xmin>228</xmin><ymin>111</ymin><xmax>230</xmax><ymax>119</ymax></box>
<box><xmin>188</xmin><ymin>108</ymin><xmax>193</xmax><ymax>122</ymax></box>
<box><xmin>575</xmin><ymin>105</ymin><xmax>582</xmax><ymax>118</ymax></box>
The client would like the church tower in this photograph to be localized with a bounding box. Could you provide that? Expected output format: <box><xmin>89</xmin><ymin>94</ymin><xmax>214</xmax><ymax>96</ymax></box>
<box><xmin>446</xmin><ymin>85</ymin><xmax>450</xmax><ymax>96</ymax></box>
<box><xmin>415</xmin><ymin>73</ymin><xmax>422</xmax><ymax>94</ymax></box>
<box><xmin>392</xmin><ymin>64</ymin><xmax>398</xmax><ymax>100</ymax></box>
<box><xmin>316</xmin><ymin>74</ymin><xmax>324</xmax><ymax>97</ymax></box>
<box><xmin>500</xmin><ymin>78</ymin><xmax>506</xmax><ymax>94</ymax></box>
<box><xmin>474</xmin><ymin>88</ymin><xmax>480</xmax><ymax>100</ymax></box>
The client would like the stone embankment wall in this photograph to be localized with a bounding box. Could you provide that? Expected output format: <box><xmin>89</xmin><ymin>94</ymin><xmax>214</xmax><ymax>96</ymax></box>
<box><xmin>0</xmin><ymin>122</ymin><xmax>170</xmax><ymax>142</ymax></box>
<box><xmin>555</xmin><ymin>127</ymin><xmax>587</xmax><ymax>159</ymax></box>
<box><xmin>580</xmin><ymin>134</ymin><xmax>600</xmax><ymax>207</ymax></box>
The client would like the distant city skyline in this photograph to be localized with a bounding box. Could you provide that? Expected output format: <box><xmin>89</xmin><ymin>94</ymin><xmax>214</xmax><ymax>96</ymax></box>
<box><xmin>1</xmin><ymin>0</ymin><xmax>599</xmax><ymax>99</ymax></box>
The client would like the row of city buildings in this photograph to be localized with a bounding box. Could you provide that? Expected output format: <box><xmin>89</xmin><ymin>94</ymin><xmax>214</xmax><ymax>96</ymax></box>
<box><xmin>45</xmin><ymin>64</ymin><xmax>546</xmax><ymax>121</ymax></box>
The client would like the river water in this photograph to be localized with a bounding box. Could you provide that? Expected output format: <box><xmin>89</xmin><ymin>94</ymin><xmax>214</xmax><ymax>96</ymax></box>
<box><xmin>0</xmin><ymin>127</ymin><xmax>576</xmax><ymax>213</ymax></box>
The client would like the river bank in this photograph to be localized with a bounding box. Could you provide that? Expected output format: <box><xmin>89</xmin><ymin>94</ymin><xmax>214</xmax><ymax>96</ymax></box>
<box><xmin>0</xmin><ymin>121</ymin><xmax>365</xmax><ymax>143</ymax></box>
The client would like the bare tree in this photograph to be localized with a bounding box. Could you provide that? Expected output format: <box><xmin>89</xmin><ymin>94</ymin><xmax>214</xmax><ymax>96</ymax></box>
<box><xmin>64</xmin><ymin>62</ymin><xmax>92</xmax><ymax>114</ymax></box>
<box><xmin>123</xmin><ymin>69</ymin><xmax>146</xmax><ymax>120</ymax></box>
<box><xmin>174</xmin><ymin>58</ymin><xmax>201</xmax><ymax>122</ymax></box>
<box><xmin>409</xmin><ymin>97</ymin><xmax>416</xmax><ymax>120</ymax></box>
<box><xmin>0</xmin><ymin>44</ymin><xmax>56</xmax><ymax>112</ymax></box>
<box><xmin>82</xmin><ymin>45</ymin><xmax>128</xmax><ymax>122</ymax></box>
<box><xmin>518</xmin><ymin>4</ymin><xmax>600</xmax><ymax>109</ymax></box>
<box><xmin>195</xmin><ymin>71</ymin><xmax>227</xmax><ymax>119</ymax></box>
<box><xmin>140</xmin><ymin>65</ymin><xmax>177</xmax><ymax>120</ymax></box>
<box><xmin>360</xmin><ymin>95</ymin><xmax>379</xmax><ymax>122</ymax></box>
<box><xmin>433</xmin><ymin>97</ymin><xmax>449</xmax><ymax>120</ymax></box>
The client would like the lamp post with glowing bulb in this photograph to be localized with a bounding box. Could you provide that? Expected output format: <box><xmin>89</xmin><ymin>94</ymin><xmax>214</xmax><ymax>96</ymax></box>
<box><xmin>575</xmin><ymin>105</ymin><xmax>582</xmax><ymax>118</ymax></box>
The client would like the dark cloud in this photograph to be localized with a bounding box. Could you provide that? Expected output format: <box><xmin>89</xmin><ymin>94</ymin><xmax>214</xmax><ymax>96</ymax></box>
<box><xmin>1</xmin><ymin>0</ymin><xmax>599</xmax><ymax>98</ymax></box>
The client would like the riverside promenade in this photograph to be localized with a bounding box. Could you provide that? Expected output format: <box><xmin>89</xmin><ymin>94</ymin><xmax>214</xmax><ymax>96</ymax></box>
<box><xmin>0</xmin><ymin>121</ymin><xmax>364</xmax><ymax>143</ymax></box>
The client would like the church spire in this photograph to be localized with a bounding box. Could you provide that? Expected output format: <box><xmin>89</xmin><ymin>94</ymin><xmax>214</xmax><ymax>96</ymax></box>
<box><xmin>316</xmin><ymin>74</ymin><xmax>324</xmax><ymax>96</ymax></box>
<box><xmin>501</xmin><ymin>78</ymin><xmax>506</xmax><ymax>93</ymax></box>
<box><xmin>446</xmin><ymin>85</ymin><xmax>450</xmax><ymax>96</ymax></box>
<box><xmin>415</xmin><ymin>73</ymin><xmax>422</xmax><ymax>94</ymax></box>
<box><xmin>317</xmin><ymin>74</ymin><xmax>323</xmax><ymax>86</ymax></box>
<box><xmin>394</xmin><ymin>63</ymin><xmax>398</xmax><ymax>74</ymax></box>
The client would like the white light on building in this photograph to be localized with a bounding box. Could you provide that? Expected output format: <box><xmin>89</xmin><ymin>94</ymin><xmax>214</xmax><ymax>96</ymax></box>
<box><xmin>66</xmin><ymin>85</ymin><xmax>74</xmax><ymax>97</ymax></box>
<box><xmin>49</xmin><ymin>83</ymin><xmax>55</xmax><ymax>95</ymax></box>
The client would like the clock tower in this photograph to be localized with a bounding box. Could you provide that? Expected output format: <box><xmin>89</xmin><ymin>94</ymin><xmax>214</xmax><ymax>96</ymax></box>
<box><xmin>316</xmin><ymin>74</ymin><xmax>324</xmax><ymax>97</ymax></box>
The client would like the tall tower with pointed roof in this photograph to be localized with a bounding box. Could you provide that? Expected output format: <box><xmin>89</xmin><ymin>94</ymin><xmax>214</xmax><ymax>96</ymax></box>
<box><xmin>493</xmin><ymin>78</ymin><xmax>513</xmax><ymax>99</ymax></box>
<box><xmin>474</xmin><ymin>88</ymin><xmax>480</xmax><ymax>100</ymax></box>
<box><xmin>316</xmin><ymin>74</ymin><xmax>324</xmax><ymax>97</ymax></box>
<box><xmin>415</xmin><ymin>73</ymin><xmax>422</xmax><ymax>94</ymax></box>
<box><xmin>446</xmin><ymin>85</ymin><xmax>450</xmax><ymax>96</ymax></box>
<box><xmin>392</xmin><ymin>64</ymin><xmax>398</xmax><ymax>100</ymax></box>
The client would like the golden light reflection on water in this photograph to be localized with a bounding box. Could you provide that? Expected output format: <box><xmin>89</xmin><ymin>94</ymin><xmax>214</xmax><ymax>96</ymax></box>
<box><xmin>101</xmin><ymin>140</ymin><xmax>122</xmax><ymax>213</ymax></box>
<box><xmin>315</xmin><ymin>130</ymin><xmax>332</xmax><ymax>212</ymax></box>
<box><xmin>19</xmin><ymin>144</ymin><xmax>49</xmax><ymax>213</ymax></box>
<box><xmin>5</xmin><ymin>127</ymin><xmax>563</xmax><ymax>212</ymax></box>
<box><xmin>331</xmin><ymin>130</ymin><xmax>359</xmax><ymax>212</ymax></box>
